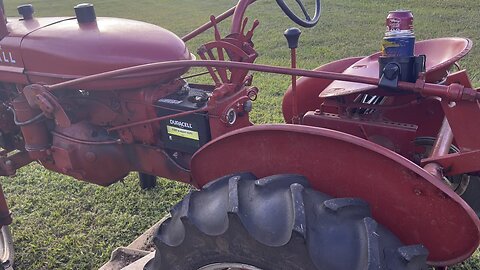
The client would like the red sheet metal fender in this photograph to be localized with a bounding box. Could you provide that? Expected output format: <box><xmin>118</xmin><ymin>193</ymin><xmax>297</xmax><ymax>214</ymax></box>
<box><xmin>191</xmin><ymin>124</ymin><xmax>480</xmax><ymax>266</ymax></box>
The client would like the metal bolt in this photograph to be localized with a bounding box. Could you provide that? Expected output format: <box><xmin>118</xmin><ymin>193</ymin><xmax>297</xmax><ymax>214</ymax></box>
<box><xmin>413</xmin><ymin>188</ymin><xmax>422</xmax><ymax>196</ymax></box>
<box><xmin>243</xmin><ymin>100</ymin><xmax>253</xmax><ymax>113</ymax></box>
<box><xmin>226</xmin><ymin>108</ymin><xmax>237</xmax><ymax>125</ymax></box>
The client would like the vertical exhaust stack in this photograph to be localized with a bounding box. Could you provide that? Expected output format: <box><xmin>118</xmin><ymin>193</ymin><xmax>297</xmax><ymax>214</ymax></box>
<box><xmin>0</xmin><ymin>0</ymin><xmax>8</xmax><ymax>40</ymax></box>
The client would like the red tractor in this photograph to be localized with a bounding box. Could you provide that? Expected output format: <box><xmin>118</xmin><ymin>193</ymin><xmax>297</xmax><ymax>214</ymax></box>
<box><xmin>0</xmin><ymin>0</ymin><xmax>478</xmax><ymax>269</ymax></box>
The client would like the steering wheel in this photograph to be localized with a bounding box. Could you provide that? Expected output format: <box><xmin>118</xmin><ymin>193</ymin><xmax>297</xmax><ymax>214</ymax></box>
<box><xmin>276</xmin><ymin>0</ymin><xmax>321</xmax><ymax>28</ymax></box>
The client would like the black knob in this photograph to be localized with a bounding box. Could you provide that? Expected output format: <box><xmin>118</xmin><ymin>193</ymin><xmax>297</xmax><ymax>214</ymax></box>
<box><xmin>383</xmin><ymin>63</ymin><xmax>400</xmax><ymax>80</ymax></box>
<box><xmin>284</xmin><ymin>27</ymin><xmax>302</xmax><ymax>49</ymax></box>
<box><xmin>75</xmin><ymin>3</ymin><xmax>96</xmax><ymax>24</ymax></box>
<box><xmin>17</xmin><ymin>4</ymin><xmax>34</xmax><ymax>20</ymax></box>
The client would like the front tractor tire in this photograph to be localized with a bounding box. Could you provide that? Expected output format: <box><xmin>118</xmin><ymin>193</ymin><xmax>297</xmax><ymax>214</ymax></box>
<box><xmin>146</xmin><ymin>173</ymin><xmax>429</xmax><ymax>270</ymax></box>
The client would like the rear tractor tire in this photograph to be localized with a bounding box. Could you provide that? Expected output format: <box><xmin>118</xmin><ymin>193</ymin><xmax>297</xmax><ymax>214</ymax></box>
<box><xmin>146</xmin><ymin>173</ymin><xmax>429</xmax><ymax>270</ymax></box>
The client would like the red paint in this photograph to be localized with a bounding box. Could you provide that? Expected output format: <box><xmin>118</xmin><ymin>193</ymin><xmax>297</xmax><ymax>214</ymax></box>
<box><xmin>191</xmin><ymin>124</ymin><xmax>480</xmax><ymax>266</ymax></box>
<box><xmin>231</xmin><ymin>0</ymin><xmax>257</xmax><ymax>35</ymax></box>
<box><xmin>2</xmin><ymin>17</ymin><xmax>193</xmax><ymax>90</ymax></box>
<box><xmin>0</xmin><ymin>2</ymin><xmax>477</xmax><ymax>268</ymax></box>
<box><xmin>282</xmin><ymin>56</ymin><xmax>364</xmax><ymax>122</ymax></box>
<box><xmin>302</xmin><ymin>111</ymin><xmax>418</xmax><ymax>156</ymax></box>
<box><xmin>319</xmin><ymin>38</ymin><xmax>472</xmax><ymax>99</ymax></box>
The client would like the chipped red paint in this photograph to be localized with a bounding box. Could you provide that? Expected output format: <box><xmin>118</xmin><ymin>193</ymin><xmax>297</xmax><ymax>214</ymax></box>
<box><xmin>0</xmin><ymin>1</ymin><xmax>478</xmax><ymax>268</ymax></box>
<box><xmin>191</xmin><ymin>124</ymin><xmax>480</xmax><ymax>266</ymax></box>
<box><xmin>2</xmin><ymin>17</ymin><xmax>193</xmax><ymax>90</ymax></box>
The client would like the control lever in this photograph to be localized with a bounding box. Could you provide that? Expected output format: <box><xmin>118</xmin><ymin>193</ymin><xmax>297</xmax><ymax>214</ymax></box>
<box><xmin>209</xmin><ymin>15</ymin><xmax>221</xmax><ymax>41</ymax></box>
<box><xmin>245</xmin><ymin>19</ymin><xmax>260</xmax><ymax>42</ymax></box>
<box><xmin>284</xmin><ymin>27</ymin><xmax>302</xmax><ymax>124</ymax></box>
<box><xmin>241</xmin><ymin>17</ymin><xmax>249</xmax><ymax>37</ymax></box>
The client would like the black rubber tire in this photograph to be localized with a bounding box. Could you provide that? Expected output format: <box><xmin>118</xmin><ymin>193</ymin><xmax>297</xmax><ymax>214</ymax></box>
<box><xmin>145</xmin><ymin>173</ymin><xmax>429</xmax><ymax>270</ymax></box>
<box><xmin>139</xmin><ymin>173</ymin><xmax>157</xmax><ymax>190</ymax></box>
<box><xmin>460</xmin><ymin>176</ymin><xmax>480</xmax><ymax>218</ymax></box>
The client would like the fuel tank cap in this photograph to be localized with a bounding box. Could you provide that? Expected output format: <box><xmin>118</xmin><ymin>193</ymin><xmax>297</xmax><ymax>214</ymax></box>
<box><xmin>74</xmin><ymin>3</ymin><xmax>96</xmax><ymax>24</ymax></box>
<box><xmin>17</xmin><ymin>4</ymin><xmax>34</xmax><ymax>20</ymax></box>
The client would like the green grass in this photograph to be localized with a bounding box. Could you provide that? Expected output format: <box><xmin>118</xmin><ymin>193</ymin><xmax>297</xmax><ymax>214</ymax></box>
<box><xmin>1</xmin><ymin>0</ymin><xmax>479</xmax><ymax>269</ymax></box>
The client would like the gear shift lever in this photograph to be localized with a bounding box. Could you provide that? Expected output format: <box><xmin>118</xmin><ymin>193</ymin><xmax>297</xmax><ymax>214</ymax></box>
<box><xmin>284</xmin><ymin>27</ymin><xmax>302</xmax><ymax>124</ymax></box>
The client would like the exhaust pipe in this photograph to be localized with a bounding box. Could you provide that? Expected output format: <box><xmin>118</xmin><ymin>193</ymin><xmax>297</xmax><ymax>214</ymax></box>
<box><xmin>0</xmin><ymin>0</ymin><xmax>8</xmax><ymax>40</ymax></box>
<box><xmin>0</xmin><ymin>0</ymin><xmax>5</xmax><ymax>20</ymax></box>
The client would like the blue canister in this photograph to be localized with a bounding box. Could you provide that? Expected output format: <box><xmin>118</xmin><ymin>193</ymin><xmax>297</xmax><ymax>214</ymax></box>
<box><xmin>381</xmin><ymin>34</ymin><xmax>415</xmax><ymax>57</ymax></box>
<box><xmin>382</xmin><ymin>10</ymin><xmax>415</xmax><ymax>57</ymax></box>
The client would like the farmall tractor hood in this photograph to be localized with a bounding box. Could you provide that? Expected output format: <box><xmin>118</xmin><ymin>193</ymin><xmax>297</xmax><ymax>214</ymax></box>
<box><xmin>0</xmin><ymin>4</ymin><xmax>193</xmax><ymax>90</ymax></box>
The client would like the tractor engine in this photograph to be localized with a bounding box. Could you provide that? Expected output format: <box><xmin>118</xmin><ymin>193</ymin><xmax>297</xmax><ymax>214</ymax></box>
<box><xmin>0</xmin><ymin>4</ymin><xmax>253</xmax><ymax>185</ymax></box>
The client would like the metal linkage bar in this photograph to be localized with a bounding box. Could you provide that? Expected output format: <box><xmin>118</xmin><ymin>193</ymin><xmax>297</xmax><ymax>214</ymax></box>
<box><xmin>46</xmin><ymin>60</ymin><xmax>479</xmax><ymax>103</ymax></box>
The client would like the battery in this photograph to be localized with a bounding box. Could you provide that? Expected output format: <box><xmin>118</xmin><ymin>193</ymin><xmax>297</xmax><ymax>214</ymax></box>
<box><xmin>156</xmin><ymin>86</ymin><xmax>211</xmax><ymax>154</ymax></box>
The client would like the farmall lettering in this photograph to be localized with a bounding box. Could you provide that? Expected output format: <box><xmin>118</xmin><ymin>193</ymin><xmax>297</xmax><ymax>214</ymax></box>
<box><xmin>0</xmin><ymin>46</ymin><xmax>16</xmax><ymax>64</ymax></box>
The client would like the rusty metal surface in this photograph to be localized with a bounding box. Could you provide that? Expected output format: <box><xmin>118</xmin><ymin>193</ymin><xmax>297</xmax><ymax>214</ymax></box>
<box><xmin>42</xmin><ymin>121</ymin><xmax>131</xmax><ymax>185</ymax></box>
<box><xmin>41</xmin><ymin>124</ymin><xmax>194</xmax><ymax>186</ymax></box>
<box><xmin>191</xmin><ymin>124</ymin><xmax>480</xmax><ymax>266</ymax></box>
<box><xmin>0</xmin><ymin>3</ymin><xmax>478</xmax><ymax>268</ymax></box>
<box><xmin>0</xmin><ymin>152</ymin><xmax>32</xmax><ymax>177</ymax></box>
<box><xmin>10</xmin><ymin>95</ymin><xmax>49</xmax><ymax>160</ymax></box>
<box><xmin>382</xmin><ymin>95</ymin><xmax>445</xmax><ymax>139</ymax></box>
<box><xmin>302</xmin><ymin>111</ymin><xmax>418</xmax><ymax>155</ymax></box>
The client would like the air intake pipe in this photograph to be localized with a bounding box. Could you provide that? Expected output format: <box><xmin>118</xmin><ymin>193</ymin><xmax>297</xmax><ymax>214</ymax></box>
<box><xmin>0</xmin><ymin>0</ymin><xmax>7</xmax><ymax>40</ymax></box>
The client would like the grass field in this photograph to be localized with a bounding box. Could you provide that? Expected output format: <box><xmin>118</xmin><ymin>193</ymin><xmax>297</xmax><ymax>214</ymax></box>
<box><xmin>1</xmin><ymin>0</ymin><xmax>480</xmax><ymax>269</ymax></box>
